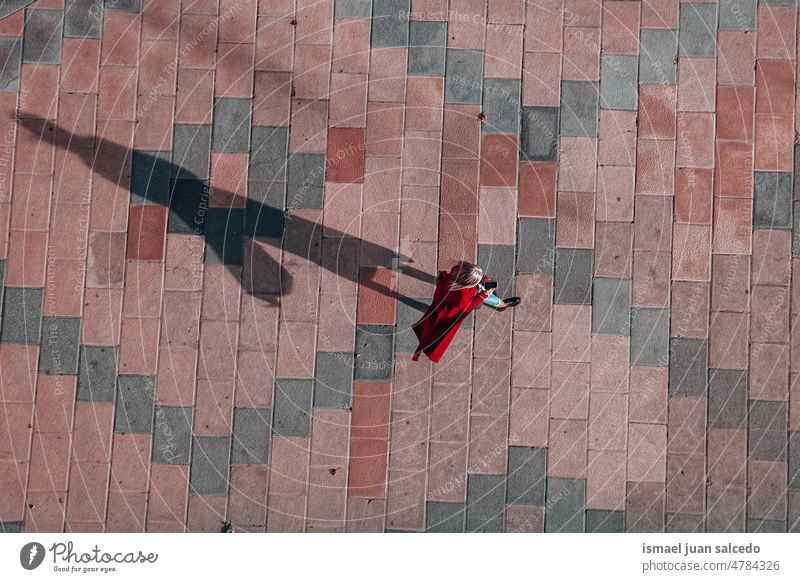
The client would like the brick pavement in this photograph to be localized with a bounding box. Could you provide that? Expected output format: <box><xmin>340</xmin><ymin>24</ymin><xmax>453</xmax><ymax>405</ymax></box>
<box><xmin>0</xmin><ymin>0</ymin><xmax>800</xmax><ymax>533</ymax></box>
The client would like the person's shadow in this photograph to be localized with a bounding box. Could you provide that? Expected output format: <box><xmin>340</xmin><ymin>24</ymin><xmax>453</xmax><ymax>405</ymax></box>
<box><xmin>18</xmin><ymin>114</ymin><xmax>433</xmax><ymax>311</ymax></box>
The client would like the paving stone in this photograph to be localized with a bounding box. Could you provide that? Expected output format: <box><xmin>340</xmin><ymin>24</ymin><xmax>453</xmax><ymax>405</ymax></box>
<box><xmin>0</xmin><ymin>521</ymin><xmax>23</xmax><ymax>533</ymax></box>
<box><xmin>719</xmin><ymin>0</ymin><xmax>757</xmax><ymax>31</ymax></box>
<box><xmin>396</xmin><ymin>299</ymin><xmax>427</xmax><ymax>354</ymax></box>
<box><xmin>105</xmin><ymin>0</ymin><xmax>141</xmax><ymax>11</ymax></box>
<box><xmin>679</xmin><ymin>3</ymin><xmax>717</xmax><ymax>57</ymax></box>
<box><xmin>168</xmin><ymin>179</ymin><xmax>209</xmax><ymax>235</ymax></box>
<box><xmin>586</xmin><ymin>509</ymin><xmax>625</xmax><ymax>532</ymax></box>
<box><xmin>1</xmin><ymin>287</ymin><xmax>43</xmax><ymax>345</ymax></box>
<box><xmin>408</xmin><ymin>20</ymin><xmax>447</xmax><ymax>76</ymax></box>
<box><xmin>190</xmin><ymin>436</ymin><xmax>231</xmax><ymax>495</ymax></box>
<box><xmin>554</xmin><ymin>248</ymin><xmax>593</xmax><ymax>305</ymax></box>
<box><xmin>506</xmin><ymin>446</ymin><xmax>547</xmax><ymax>506</ymax></box>
<box><xmin>669</xmin><ymin>338</ymin><xmax>708</xmax><ymax>395</ymax></box>
<box><xmin>172</xmin><ymin>124</ymin><xmax>212</xmax><ymax>180</ymax></box>
<box><xmin>249</xmin><ymin>126</ymin><xmax>288</xmax><ymax>183</ymax></box>
<box><xmin>425</xmin><ymin>501</ymin><xmax>465</xmax><ymax>532</ymax></box>
<box><xmin>545</xmin><ymin>477</ymin><xmax>585</xmax><ymax>532</ymax></box>
<box><xmin>748</xmin><ymin>400</ymin><xmax>787</xmax><ymax>461</ymax></box>
<box><xmin>23</xmin><ymin>9</ymin><xmax>63</xmax><ymax>64</ymax></box>
<box><xmin>204</xmin><ymin>208</ymin><xmax>244</xmax><ymax>265</ymax></box>
<box><xmin>246</xmin><ymin>184</ymin><xmax>286</xmax><ymax>237</ymax></box>
<box><xmin>212</xmin><ymin>98</ymin><xmax>252</xmax><ymax>153</ymax></box>
<box><xmin>639</xmin><ymin>29</ymin><xmax>678</xmax><ymax>85</ymax></box>
<box><xmin>520</xmin><ymin>106</ymin><xmax>559</xmax><ymax>161</ymax></box>
<box><xmin>0</xmin><ymin>1</ymin><xmax>34</xmax><ymax>21</ymax></box>
<box><xmin>445</xmin><ymin>49</ymin><xmax>484</xmax><ymax>104</ymax></box>
<box><xmin>152</xmin><ymin>406</ymin><xmax>192</xmax><ymax>464</ymax></box>
<box><xmin>516</xmin><ymin>218</ymin><xmax>555</xmax><ymax>275</ymax></box>
<box><xmin>286</xmin><ymin>153</ymin><xmax>325</xmax><ymax>209</ymax></box>
<box><xmin>354</xmin><ymin>324</ymin><xmax>395</xmax><ymax>380</ymax></box>
<box><xmin>666</xmin><ymin>513</ymin><xmax>705</xmax><ymax>533</ymax></box>
<box><xmin>790</xmin><ymin>432</ymin><xmax>800</xmax><ymax>490</ymax></box>
<box><xmin>478</xmin><ymin>244</ymin><xmax>516</xmax><ymax>298</ymax></box>
<box><xmin>630</xmin><ymin>307</ymin><xmax>670</xmax><ymax>366</ymax></box>
<box><xmin>313</xmin><ymin>352</ymin><xmax>354</xmax><ymax>408</ymax></box>
<box><xmin>77</xmin><ymin>346</ymin><xmax>119</xmax><ymax>402</ymax></box>
<box><xmin>466</xmin><ymin>474</ymin><xmax>506</xmax><ymax>532</ymax></box>
<box><xmin>114</xmin><ymin>375</ymin><xmax>156</xmax><ymax>433</ymax></box>
<box><xmin>131</xmin><ymin>151</ymin><xmax>171</xmax><ymax>205</ymax></box>
<box><xmin>600</xmin><ymin>56</ymin><xmax>638</xmax><ymax>111</ymax></box>
<box><xmin>0</xmin><ymin>37</ymin><xmax>22</xmax><ymax>92</ymax></box>
<box><xmin>64</xmin><ymin>0</ymin><xmax>103</xmax><ymax>38</ymax></box>
<box><xmin>560</xmin><ymin>81</ymin><xmax>599</xmax><ymax>136</ymax></box>
<box><xmin>39</xmin><ymin>317</ymin><xmax>81</xmax><ymax>375</ymax></box>
<box><xmin>592</xmin><ymin>277</ymin><xmax>631</xmax><ymax>335</ymax></box>
<box><xmin>0</xmin><ymin>263</ymin><xmax>4</xmax><ymax>324</ymax></box>
<box><xmin>231</xmin><ymin>407</ymin><xmax>271</xmax><ymax>465</ymax></box>
<box><xmin>708</xmin><ymin>369</ymin><xmax>747</xmax><ymax>428</ymax></box>
<box><xmin>753</xmin><ymin>171</ymin><xmax>793</xmax><ymax>229</ymax></box>
<box><xmin>747</xmin><ymin>519</ymin><xmax>786</xmax><ymax>533</ymax></box>
<box><xmin>371</xmin><ymin>0</ymin><xmax>409</xmax><ymax>48</ymax></box>
<box><xmin>482</xmin><ymin>78</ymin><xmax>521</xmax><ymax>134</ymax></box>
<box><xmin>273</xmin><ymin>379</ymin><xmax>313</xmax><ymax>437</ymax></box>
<box><xmin>336</xmin><ymin>0</ymin><xmax>372</xmax><ymax>18</ymax></box>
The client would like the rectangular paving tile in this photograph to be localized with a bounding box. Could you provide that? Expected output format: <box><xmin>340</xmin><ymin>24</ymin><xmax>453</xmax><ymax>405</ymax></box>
<box><xmin>719</xmin><ymin>0</ymin><xmax>757</xmax><ymax>31</ymax></box>
<box><xmin>39</xmin><ymin>317</ymin><xmax>81</xmax><ymax>375</ymax></box>
<box><xmin>516</xmin><ymin>218</ymin><xmax>555</xmax><ymax>275</ymax></box>
<box><xmin>668</xmin><ymin>338</ymin><xmax>708</xmax><ymax>395</ymax></box>
<box><xmin>630</xmin><ymin>307</ymin><xmax>670</xmax><ymax>365</ymax></box>
<box><xmin>354</xmin><ymin>324</ymin><xmax>395</xmax><ymax>381</ymax></box>
<box><xmin>708</xmin><ymin>368</ymin><xmax>747</xmax><ymax>428</ymax></box>
<box><xmin>0</xmin><ymin>521</ymin><xmax>23</xmax><ymax>532</ymax></box>
<box><xmin>747</xmin><ymin>519</ymin><xmax>786</xmax><ymax>533</ymax></box>
<box><xmin>639</xmin><ymin>29</ymin><xmax>678</xmax><ymax>85</ymax></box>
<box><xmin>212</xmin><ymin>98</ymin><xmax>252</xmax><ymax>153</ymax></box>
<box><xmin>753</xmin><ymin>171</ymin><xmax>793</xmax><ymax>229</ymax></box>
<box><xmin>152</xmin><ymin>406</ymin><xmax>192</xmax><ymax>464</ymax></box>
<box><xmin>600</xmin><ymin>56</ymin><xmax>638</xmax><ymax>111</ymax></box>
<box><xmin>313</xmin><ymin>352</ymin><xmax>354</xmax><ymax>408</ymax></box>
<box><xmin>554</xmin><ymin>248</ymin><xmax>593</xmax><ymax>305</ymax></box>
<box><xmin>64</xmin><ymin>0</ymin><xmax>103</xmax><ymax>38</ymax></box>
<box><xmin>0</xmin><ymin>37</ymin><xmax>22</xmax><ymax>92</ymax></box>
<box><xmin>371</xmin><ymin>0</ymin><xmax>409</xmax><ymax>48</ymax></box>
<box><xmin>249</xmin><ymin>126</ymin><xmax>288</xmax><ymax>183</ymax></box>
<box><xmin>1</xmin><ymin>287</ymin><xmax>43</xmax><ymax>345</ymax></box>
<box><xmin>246</xmin><ymin>185</ymin><xmax>286</xmax><ymax>237</ymax></box>
<box><xmin>0</xmin><ymin>262</ymin><xmax>4</xmax><ymax>325</ymax></box>
<box><xmin>231</xmin><ymin>407</ymin><xmax>272</xmax><ymax>465</ymax></box>
<box><xmin>586</xmin><ymin>509</ymin><xmax>625</xmax><ymax>533</ymax></box>
<box><xmin>172</xmin><ymin>124</ymin><xmax>212</xmax><ymax>180</ymax></box>
<box><xmin>679</xmin><ymin>3</ymin><xmax>717</xmax><ymax>57</ymax></box>
<box><xmin>748</xmin><ymin>400</ymin><xmax>787</xmax><ymax>461</ymax></box>
<box><xmin>395</xmin><ymin>299</ymin><xmax>427</xmax><ymax>355</ymax></box>
<box><xmin>336</xmin><ymin>0</ymin><xmax>372</xmax><ymax>18</ymax></box>
<box><xmin>666</xmin><ymin>513</ymin><xmax>705</xmax><ymax>533</ymax></box>
<box><xmin>168</xmin><ymin>179</ymin><xmax>208</xmax><ymax>235</ymax></box>
<box><xmin>189</xmin><ymin>436</ymin><xmax>231</xmax><ymax>495</ymax></box>
<box><xmin>105</xmin><ymin>0</ymin><xmax>142</xmax><ymax>11</ymax></box>
<box><xmin>520</xmin><ymin>106</ymin><xmax>559</xmax><ymax>161</ymax></box>
<box><xmin>77</xmin><ymin>346</ymin><xmax>119</xmax><ymax>402</ymax></box>
<box><xmin>560</xmin><ymin>81</ymin><xmax>599</xmax><ymax>136</ymax></box>
<box><xmin>408</xmin><ymin>21</ymin><xmax>447</xmax><ymax>76</ymax></box>
<box><xmin>466</xmin><ymin>474</ymin><xmax>506</xmax><ymax>532</ymax></box>
<box><xmin>506</xmin><ymin>446</ymin><xmax>547</xmax><ymax>506</ymax></box>
<box><xmin>114</xmin><ymin>375</ymin><xmax>156</xmax><ymax>433</ymax></box>
<box><xmin>23</xmin><ymin>9</ymin><xmax>63</xmax><ymax>64</ymax></box>
<box><xmin>286</xmin><ymin>153</ymin><xmax>325</xmax><ymax>210</ymax></box>
<box><xmin>478</xmin><ymin>244</ymin><xmax>516</xmax><ymax>298</ymax></box>
<box><xmin>790</xmin><ymin>432</ymin><xmax>800</xmax><ymax>490</ymax></box>
<box><xmin>425</xmin><ymin>501</ymin><xmax>465</xmax><ymax>532</ymax></box>
<box><xmin>131</xmin><ymin>150</ymin><xmax>171</xmax><ymax>205</ymax></box>
<box><xmin>204</xmin><ymin>208</ymin><xmax>244</xmax><ymax>265</ymax></box>
<box><xmin>273</xmin><ymin>379</ymin><xmax>313</xmax><ymax>437</ymax></box>
<box><xmin>445</xmin><ymin>49</ymin><xmax>484</xmax><ymax>104</ymax></box>
<box><xmin>482</xmin><ymin>78</ymin><xmax>521</xmax><ymax>134</ymax></box>
<box><xmin>545</xmin><ymin>477</ymin><xmax>585</xmax><ymax>532</ymax></box>
<box><xmin>592</xmin><ymin>277</ymin><xmax>631</xmax><ymax>335</ymax></box>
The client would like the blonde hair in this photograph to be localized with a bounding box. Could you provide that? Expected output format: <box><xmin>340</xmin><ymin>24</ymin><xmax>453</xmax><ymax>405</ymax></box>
<box><xmin>449</xmin><ymin>261</ymin><xmax>483</xmax><ymax>290</ymax></box>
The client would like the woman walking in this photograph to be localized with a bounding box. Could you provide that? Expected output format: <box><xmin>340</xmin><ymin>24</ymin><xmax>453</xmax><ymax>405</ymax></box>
<box><xmin>411</xmin><ymin>261</ymin><xmax>521</xmax><ymax>362</ymax></box>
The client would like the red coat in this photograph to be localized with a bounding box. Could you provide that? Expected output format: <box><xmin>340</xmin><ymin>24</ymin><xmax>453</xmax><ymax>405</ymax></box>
<box><xmin>411</xmin><ymin>270</ymin><xmax>492</xmax><ymax>363</ymax></box>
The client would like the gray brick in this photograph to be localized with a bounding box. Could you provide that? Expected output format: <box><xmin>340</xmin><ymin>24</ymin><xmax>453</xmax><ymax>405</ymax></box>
<box><xmin>152</xmin><ymin>406</ymin><xmax>192</xmax><ymax>464</ymax></box>
<box><xmin>0</xmin><ymin>1</ymin><xmax>35</xmax><ymax>21</ymax></box>
<box><xmin>23</xmin><ymin>9</ymin><xmax>63</xmax><ymax>64</ymax></box>
<box><xmin>545</xmin><ymin>477</ymin><xmax>585</xmax><ymax>532</ymax></box>
<box><xmin>77</xmin><ymin>346</ymin><xmax>118</xmax><ymax>402</ymax></box>
<box><xmin>666</xmin><ymin>513</ymin><xmax>705</xmax><ymax>532</ymax></box>
<box><xmin>790</xmin><ymin>431</ymin><xmax>800</xmax><ymax>489</ymax></box>
<box><xmin>396</xmin><ymin>299</ymin><xmax>427</xmax><ymax>354</ymax></box>
<box><xmin>172</xmin><ymin>124</ymin><xmax>211</xmax><ymax>180</ymax></box>
<box><xmin>478</xmin><ymin>244</ymin><xmax>515</xmax><ymax>298</ymax></box>
<box><xmin>639</xmin><ymin>29</ymin><xmax>678</xmax><ymax>85</ymax></box>
<box><xmin>39</xmin><ymin>317</ymin><xmax>81</xmax><ymax>375</ymax></box>
<box><xmin>754</xmin><ymin>171</ymin><xmax>793</xmax><ymax>229</ymax></box>
<box><xmin>554</xmin><ymin>248</ymin><xmax>593</xmax><ymax>305</ymax></box>
<box><xmin>354</xmin><ymin>324</ymin><xmax>395</xmax><ymax>380</ymax></box>
<box><xmin>506</xmin><ymin>446</ymin><xmax>547</xmax><ymax>506</ymax></box>
<box><xmin>246</xmin><ymin>183</ymin><xmax>285</xmax><ymax>237</ymax></box>
<box><xmin>286</xmin><ymin>153</ymin><xmax>325</xmax><ymax>209</ymax></box>
<box><xmin>669</xmin><ymin>338</ymin><xmax>708</xmax><ymax>395</ymax></box>
<box><xmin>212</xmin><ymin>98</ymin><xmax>252</xmax><ymax>152</ymax></box>
<box><xmin>761</xmin><ymin>0</ymin><xmax>797</xmax><ymax>4</ymax></box>
<box><xmin>600</xmin><ymin>56</ymin><xmax>639</xmax><ymax>110</ymax></box>
<box><xmin>105</xmin><ymin>0</ymin><xmax>141</xmax><ymax>11</ymax></box>
<box><xmin>586</xmin><ymin>509</ymin><xmax>625</xmax><ymax>532</ymax></box>
<box><xmin>131</xmin><ymin>150</ymin><xmax>171</xmax><ymax>205</ymax></box>
<box><xmin>794</xmin><ymin>200</ymin><xmax>800</xmax><ymax>258</ymax></box>
<box><xmin>679</xmin><ymin>3</ymin><xmax>717</xmax><ymax>56</ymax></box>
<box><xmin>482</xmin><ymin>78</ymin><xmax>520</xmax><ymax>134</ymax></box>
<box><xmin>425</xmin><ymin>501</ymin><xmax>465</xmax><ymax>532</ymax></box>
<box><xmin>231</xmin><ymin>407</ymin><xmax>272</xmax><ymax>465</ymax></box>
<box><xmin>335</xmin><ymin>0</ymin><xmax>372</xmax><ymax>18</ymax></box>
<box><xmin>313</xmin><ymin>352</ymin><xmax>354</xmax><ymax>408</ymax></box>
<box><xmin>0</xmin><ymin>37</ymin><xmax>22</xmax><ymax>92</ymax></box>
<box><xmin>204</xmin><ymin>208</ymin><xmax>244</xmax><ymax>265</ymax></box>
<box><xmin>630</xmin><ymin>307</ymin><xmax>670</xmax><ymax>365</ymax></box>
<box><xmin>592</xmin><ymin>277</ymin><xmax>631</xmax><ymax>335</ymax></box>
<box><xmin>1</xmin><ymin>287</ymin><xmax>43</xmax><ymax>345</ymax></box>
<box><xmin>708</xmin><ymin>369</ymin><xmax>747</xmax><ymax>428</ymax></box>
<box><xmin>0</xmin><ymin>262</ymin><xmax>4</xmax><ymax>328</ymax></box>
<box><xmin>466</xmin><ymin>474</ymin><xmax>506</xmax><ymax>532</ymax></box>
<box><xmin>64</xmin><ymin>0</ymin><xmax>103</xmax><ymax>38</ymax></box>
<box><xmin>445</xmin><ymin>49</ymin><xmax>484</xmax><ymax>104</ymax></box>
<box><xmin>748</xmin><ymin>400</ymin><xmax>787</xmax><ymax>461</ymax></box>
<box><xmin>719</xmin><ymin>0</ymin><xmax>757</xmax><ymax>31</ymax></box>
<box><xmin>747</xmin><ymin>519</ymin><xmax>786</xmax><ymax>533</ymax></box>
<box><xmin>520</xmin><ymin>106</ymin><xmax>559</xmax><ymax>161</ymax></box>
<box><xmin>273</xmin><ymin>379</ymin><xmax>313</xmax><ymax>437</ymax></box>
<box><xmin>190</xmin><ymin>436</ymin><xmax>231</xmax><ymax>495</ymax></box>
<box><xmin>249</xmin><ymin>126</ymin><xmax>288</xmax><ymax>182</ymax></box>
<box><xmin>0</xmin><ymin>521</ymin><xmax>23</xmax><ymax>533</ymax></box>
<box><xmin>408</xmin><ymin>20</ymin><xmax>447</xmax><ymax>76</ymax></box>
<box><xmin>560</xmin><ymin>81</ymin><xmax>599</xmax><ymax>136</ymax></box>
<box><xmin>114</xmin><ymin>375</ymin><xmax>155</xmax><ymax>433</ymax></box>
<box><xmin>168</xmin><ymin>179</ymin><xmax>208</xmax><ymax>234</ymax></box>
<box><xmin>516</xmin><ymin>218</ymin><xmax>555</xmax><ymax>275</ymax></box>
<box><xmin>371</xmin><ymin>0</ymin><xmax>409</xmax><ymax>47</ymax></box>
